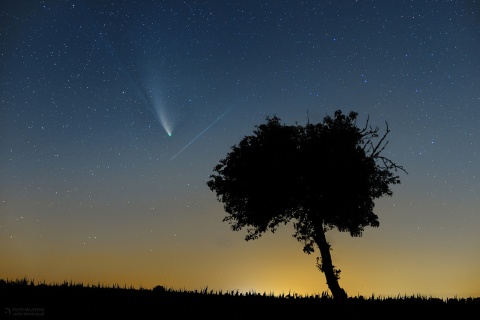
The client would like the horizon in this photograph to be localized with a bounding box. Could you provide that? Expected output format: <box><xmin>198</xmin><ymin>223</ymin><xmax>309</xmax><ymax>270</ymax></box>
<box><xmin>2</xmin><ymin>277</ymin><xmax>478</xmax><ymax>301</ymax></box>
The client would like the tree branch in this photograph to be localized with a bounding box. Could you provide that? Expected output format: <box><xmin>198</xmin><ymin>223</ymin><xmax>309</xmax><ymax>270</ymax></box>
<box><xmin>371</xmin><ymin>121</ymin><xmax>390</xmax><ymax>158</ymax></box>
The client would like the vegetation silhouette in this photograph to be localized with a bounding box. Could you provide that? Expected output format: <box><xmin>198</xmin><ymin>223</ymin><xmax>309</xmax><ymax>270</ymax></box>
<box><xmin>207</xmin><ymin>110</ymin><xmax>406</xmax><ymax>299</ymax></box>
<box><xmin>1</xmin><ymin>278</ymin><xmax>478</xmax><ymax>319</ymax></box>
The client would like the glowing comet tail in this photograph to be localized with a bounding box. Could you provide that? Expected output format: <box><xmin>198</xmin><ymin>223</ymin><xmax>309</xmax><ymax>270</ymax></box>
<box><xmin>170</xmin><ymin>108</ymin><xmax>232</xmax><ymax>161</ymax></box>
<box><xmin>154</xmin><ymin>103</ymin><xmax>173</xmax><ymax>137</ymax></box>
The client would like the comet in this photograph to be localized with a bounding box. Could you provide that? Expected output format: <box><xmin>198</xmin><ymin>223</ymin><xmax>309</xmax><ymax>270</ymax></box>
<box><xmin>170</xmin><ymin>107</ymin><xmax>232</xmax><ymax>161</ymax></box>
<box><xmin>155</xmin><ymin>102</ymin><xmax>173</xmax><ymax>137</ymax></box>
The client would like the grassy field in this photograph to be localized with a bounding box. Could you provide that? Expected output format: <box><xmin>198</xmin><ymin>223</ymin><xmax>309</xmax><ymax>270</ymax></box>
<box><xmin>1</xmin><ymin>278</ymin><xmax>478</xmax><ymax>319</ymax></box>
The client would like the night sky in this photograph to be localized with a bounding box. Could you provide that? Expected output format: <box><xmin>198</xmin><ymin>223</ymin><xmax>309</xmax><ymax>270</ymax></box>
<box><xmin>1</xmin><ymin>1</ymin><xmax>479</xmax><ymax>298</ymax></box>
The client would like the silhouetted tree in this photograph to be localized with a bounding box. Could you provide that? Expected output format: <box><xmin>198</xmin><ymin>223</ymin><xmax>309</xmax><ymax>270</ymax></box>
<box><xmin>207</xmin><ymin>110</ymin><xmax>406</xmax><ymax>300</ymax></box>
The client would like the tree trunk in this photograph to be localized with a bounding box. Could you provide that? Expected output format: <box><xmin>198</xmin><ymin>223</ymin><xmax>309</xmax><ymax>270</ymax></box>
<box><xmin>315</xmin><ymin>228</ymin><xmax>348</xmax><ymax>300</ymax></box>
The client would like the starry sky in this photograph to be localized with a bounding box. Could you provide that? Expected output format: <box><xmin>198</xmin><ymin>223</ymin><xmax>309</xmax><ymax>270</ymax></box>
<box><xmin>1</xmin><ymin>1</ymin><xmax>479</xmax><ymax>298</ymax></box>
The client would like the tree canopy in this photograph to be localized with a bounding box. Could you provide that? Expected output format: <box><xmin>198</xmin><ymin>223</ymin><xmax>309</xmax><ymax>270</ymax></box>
<box><xmin>207</xmin><ymin>110</ymin><xmax>405</xmax><ymax>299</ymax></box>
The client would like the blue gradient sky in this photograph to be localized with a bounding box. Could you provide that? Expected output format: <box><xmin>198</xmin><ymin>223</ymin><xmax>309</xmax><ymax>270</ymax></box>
<box><xmin>1</xmin><ymin>1</ymin><xmax>479</xmax><ymax>298</ymax></box>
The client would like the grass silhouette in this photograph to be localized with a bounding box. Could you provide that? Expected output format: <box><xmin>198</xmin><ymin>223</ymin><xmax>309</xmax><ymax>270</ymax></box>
<box><xmin>1</xmin><ymin>278</ymin><xmax>478</xmax><ymax>319</ymax></box>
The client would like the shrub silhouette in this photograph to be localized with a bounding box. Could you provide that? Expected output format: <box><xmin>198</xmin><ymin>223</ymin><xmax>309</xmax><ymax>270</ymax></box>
<box><xmin>207</xmin><ymin>110</ymin><xmax>406</xmax><ymax>299</ymax></box>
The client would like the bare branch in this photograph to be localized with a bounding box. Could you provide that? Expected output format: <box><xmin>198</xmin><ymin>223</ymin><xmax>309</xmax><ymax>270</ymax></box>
<box><xmin>377</xmin><ymin>156</ymin><xmax>408</xmax><ymax>173</ymax></box>
<box><xmin>360</xmin><ymin>114</ymin><xmax>370</xmax><ymax>134</ymax></box>
<box><xmin>371</xmin><ymin>121</ymin><xmax>390</xmax><ymax>158</ymax></box>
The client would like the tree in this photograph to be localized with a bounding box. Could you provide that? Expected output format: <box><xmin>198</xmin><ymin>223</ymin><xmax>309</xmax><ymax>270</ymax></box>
<box><xmin>207</xmin><ymin>110</ymin><xmax>406</xmax><ymax>299</ymax></box>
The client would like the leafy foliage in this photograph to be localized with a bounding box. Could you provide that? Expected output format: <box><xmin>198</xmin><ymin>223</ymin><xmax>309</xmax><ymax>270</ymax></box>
<box><xmin>208</xmin><ymin>110</ymin><xmax>405</xmax><ymax>253</ymax></box>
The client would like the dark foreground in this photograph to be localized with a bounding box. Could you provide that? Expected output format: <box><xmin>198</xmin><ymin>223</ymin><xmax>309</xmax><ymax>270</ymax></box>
<box><xmin>1</xmin><ymin>279</ymin><xmax>478</xmax><ymax>319</ymax></box>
